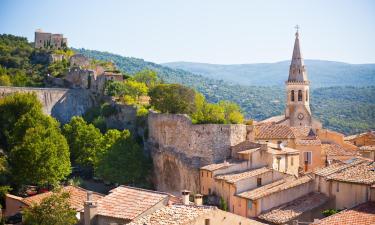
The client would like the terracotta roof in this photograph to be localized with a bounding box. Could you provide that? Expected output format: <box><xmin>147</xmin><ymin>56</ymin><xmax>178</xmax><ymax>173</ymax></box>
<box><xmin>290</xmin><ymin>126</ymin><xmax>312</xmax><ymax>138</ymax></box>
<box><xmin>344</xmin><ymin>131</ymin><xmax>375</xmax><ymax>141</ymax></box>
<box><xmin>22</xmin><ymin>186</ymin><xmax>103</xmax><ymax>211</ymax></box>
<box><xmin>360</xmin><ymin>145</ymin><xmax>375</xmax><ymax>151</ymax></box>
<box><xmin>327</xmin><ymin>161</ymin><xmax>375</xmax><ymax>185</ymax></box>
<box><xmin>259</xmin><ymin>192</ymin><xmax>329</xmax><ymax>224</ymax></box>
<box><xmin>237</xmin><ymin>176</ymin><xmax>312</xmax><ymax>200</ymax></box>
<box><xmin>314</xmin><ymin>158</ymin><xmax>365</xmax><ymax>177</ymax></box>
<box><xmin>96</xmin><ymin>186</ymin><xmax>169</xmax><ymax>220</ymax></box>
<box><xmin>295</xmin><ymin>138</ymin><xmax>321</xmax><ymax>145</ymax></box>
<box><xmin>322</xmin><ymin>143</ymin><xmax>359</xmax><ymax>157</ymax></box>
<box><xmin>201</xmin><ymin>161</ymin><xmax>232</xmax><ymax>172</ymax></box>
<box><xmin>311</xmin><ymin>201</ymin><xmax>375</xmax><ymax>225</ymax></box>
<box><xmin>259</xmin><ymin>115</ymin><xmax>286</xmax><ymax>124</ymax></box>
<box><xmin>129</xmin><ymin>204</ymin><xmax>266</xmax><ymax>225</ymax></box>
<box><xmin>256</xmin><ymin>124</ymin><xmax>295</xmax><ymax>139</ymax></box>
<box><xmin>232</xmin><ymin>141</ymin><xmax>261</xmax><ymax>153</ymax></box>
<box><xmin>215</xmin><ymin>167</ymin><xmax>271</xmax><ymax>184</ymax></box>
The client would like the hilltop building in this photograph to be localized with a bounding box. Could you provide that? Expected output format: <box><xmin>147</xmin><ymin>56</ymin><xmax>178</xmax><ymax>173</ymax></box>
<box><xmin>34</xmin><ymin>29</ymin><xmax>68</xmax><ymax>49</ymax></box>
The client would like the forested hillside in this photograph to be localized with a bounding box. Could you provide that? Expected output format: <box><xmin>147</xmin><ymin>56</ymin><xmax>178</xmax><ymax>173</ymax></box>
<box><xmin>163</xmin><ymin>60</ymin><xmax>375</xmax><ymax>87</ymax></box>
<box><xmin>75</xmin><ymin>49</ymin><xmax>375</xmax><ymax>135</ymax></box>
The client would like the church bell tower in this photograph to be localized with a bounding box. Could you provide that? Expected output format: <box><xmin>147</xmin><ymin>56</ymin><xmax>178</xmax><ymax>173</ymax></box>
<box><xmin>285</xmin><ymin>27</ymin><xmax>312</xmax><ymax>127</ymax></box>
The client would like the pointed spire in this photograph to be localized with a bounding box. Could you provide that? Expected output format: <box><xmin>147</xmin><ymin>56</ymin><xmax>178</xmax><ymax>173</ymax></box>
<box><xmin>288</xmin><ymin>26</ymin><xmax>308</xmax><ymax>82</ymax></box>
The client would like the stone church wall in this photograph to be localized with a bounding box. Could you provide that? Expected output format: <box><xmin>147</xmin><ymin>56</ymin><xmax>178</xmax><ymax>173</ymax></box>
<box><xmin>148</xmin><ymin>112</ymin><xmax>248</xmax><ymax>193</ymax></box>
<box><xmin>0</xmin><ymin>86</ymin><xmax>98</xmax><ymax>124</ymax></box>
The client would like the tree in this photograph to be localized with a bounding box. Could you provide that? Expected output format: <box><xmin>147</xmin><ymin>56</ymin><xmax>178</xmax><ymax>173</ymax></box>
<box><xmin>0</xmin><ymin>93</ymin><xmax>43</xmax><ymax>150</ymax></box>
<box><xmin>62</xmin><ymin>116</ymin><xmax>103</xmax><ymax>168</ymax></box>
<box><xmin>132</xmin><ymin>69</ymin><xmax>160</xmax><ymax>88</ymax></box>
<box><xmin>23</xmin><ymin>190</ymin><xmax>78</xmax><ymax>225</ymax></box>
<box><xmin>96</xmin><ymin>130</ymin><xmax>148</xmax><ymax>184</ymax></box>
<box><xmin>9</xmin><ymin>125</ymin><xmax>71</xmax><ymax>187</ymax></box>
<box><xmin>104</xmin><ymin>80</ymin><xmax>126</xmax><ymax>96</ymax></box>
<box><xmin>123</xmin><ymin>80</ymin><xmax>148</xmax><ymax>101</ymax></box>
<box><xmin>149</xmin><ymin>84</ymin><xmax>196</xmax><ymax>114</ymax></box>
<box><xmin>218</xmin><ymin>100</ymin><xmax>244</xmax><ymax>124</ymax></box>
<box><xmin>0</xmin><ymin>75</ymin><xmax>11</xmax><ymax>86</ymax></box>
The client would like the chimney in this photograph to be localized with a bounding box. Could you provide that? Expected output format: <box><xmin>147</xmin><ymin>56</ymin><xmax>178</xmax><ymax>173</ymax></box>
<box><xmin>181</xmin><ymin>190</ymin><xmax>190</xmax><ymax>205</ymax></box>
<box><xmin>194</xmin><ymin>194</ymin><xmax>203</xmax><ymax>206</ymax></box>
<box><xmin>84</xmin><ymin>191</ymin><xmax>97</xmax><ymax>225</ymax></box>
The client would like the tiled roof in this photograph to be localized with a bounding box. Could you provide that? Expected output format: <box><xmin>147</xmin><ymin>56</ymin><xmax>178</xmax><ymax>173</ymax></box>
<box><xmin>237</xmin><ymin>176</ymin><xmax>312</xmax><ymax>200</ymax></box>
<box><xmin>259</xmin><ymin>192</ymin><xmax>328</xmax><ymax>224</ymax></box>
<box><xmin>327</xmin><ymin>161</ymin><xmax>375</xmax><ymax>185</ymax></box>
<box><xmin>201</xmin><ymin>161</ymin><xmax>232</xmax><ymax>172</ymax></box>
<box><xmin>232</xmin><ymin>141</ymin><xmax>261</xmax><ymax>153</ymax></box>
<box><xmin>295</xmin><ymin>138</ymin><xmax>321</xmax><ymax>145</ymax></box>
<box><xmin>96</xmin><ymin>186</ymin><xmax>169</xmax><ymax>220</ymax></box>
<box><xmin>259</xmin><ymin>115</ymin><xmax>286</xmax><ymax>124</ymax></box>
<box><xmin>256</xmin><ymin>124</ymin><xmax>295</xmax><ymax>139</ymax></box>
<box><xmin>22</xmin><ymin>186</ymin><xmax>103</xmax><ymax>211</ymax></box>
<box><xmin>215</xmin><ymin>167</ymin><xmax>271</xmax><ymax>184</ymax></box>
<box><xmin>314</xmin><ymin>158</ymin><xmax>364</xmax><ymax>177</ymax></box>
<box><xmin>129</xmin><ymin>204</ymin><xmax>216</xmax><ymax>225</ymax></box>
<box><xmin>322</xmin><ymin>143</ymin><xmax>359</xmax><ymax>157</ymax></box>
<box><xmin>290</xmin><ymin>126</ymin><xmax>312</xmax><ymax>138</ymax></box>
<box><xmin>344</xmin><ymin>131</ymin><xmax>375</xmax><ymax>141</ymax></box>
<box><xmin>129</xmin><ymin>204</ymin><xmax>266</xmax><ymax>225</ymax></box>
<box><xmin>311</xmin><ymin>201</ymin><xmax>375</xmax><ymax>225</ymax></box>
<box><xmin>360</xmin><ymin>145</ymin><xmax>375</xmax><ymax>151</ymax></box>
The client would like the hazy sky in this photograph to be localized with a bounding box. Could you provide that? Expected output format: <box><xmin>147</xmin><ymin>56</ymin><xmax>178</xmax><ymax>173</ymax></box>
<box><xmin>1</xmin><ymin>0</ymin><xmax>374</xmax><ymax>64</ymax></box>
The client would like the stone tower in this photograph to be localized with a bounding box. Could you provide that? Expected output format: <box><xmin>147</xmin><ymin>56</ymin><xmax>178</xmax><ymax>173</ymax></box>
<box><xmin>285</xmin><ymin>29</ymin><xmax>312</xmax><ymax>127</ymax></box>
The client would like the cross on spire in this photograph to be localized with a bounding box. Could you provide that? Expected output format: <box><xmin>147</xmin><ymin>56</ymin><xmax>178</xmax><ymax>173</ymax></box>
<box><xmin>295</xmin><ymin>25</ymin><xmax>300</xmax><ymax>37</ymax></box>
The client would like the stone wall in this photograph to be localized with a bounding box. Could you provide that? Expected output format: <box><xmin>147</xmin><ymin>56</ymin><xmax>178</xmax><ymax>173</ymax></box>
<box><xmin>148</xmin><ymin>112</ymin><xmax>249</xmax><ymax>193</ymax></box>
<box><xmin>0</xmin><ymin>86</ymin><xmax>98</xmax><ymax>124</ymax></box>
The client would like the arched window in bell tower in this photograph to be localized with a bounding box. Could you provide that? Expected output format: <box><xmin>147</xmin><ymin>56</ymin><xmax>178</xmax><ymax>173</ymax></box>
<box><xmin>291</xmin><ymin>90</ymin><xmax>295</xmax><ymax>102</ymax></box>
<box><xmin>306</xmin><ymin>91</ymin><xmax>308</xmax><ymax>101</ymax></box>
<box><xmin>298</xmin><ymin>90</ymin><xmax>302</xmax><ymax>101</ymax></box>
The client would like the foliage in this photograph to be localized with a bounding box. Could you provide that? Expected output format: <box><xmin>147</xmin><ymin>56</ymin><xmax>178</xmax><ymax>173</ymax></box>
<box><xmin>9</xmin><ymin>125</ymin><xmax>71</xmax><ymax>187</ymax></box>
<box><xmin>0</xmin><ymin>74</ymin><xmax>11</xmax><ymax>86</ymax></box>
<box><xmin>62</xmin><ymin>116</ymin><xmax>103</xmax><ymax>168</ymax></box>
<box><xmin>149</xmin><ymin>83</ymin><xmax>196</xmax><ymax>114</ymax></box>
<box><xmin>322</xmin><ymin>209</ymin><xmax>341</xmax><ymax>217</ymax></box>
<box><xmin>23</xmin><ymin>190</ymin><xmax>78</xmax><ymax>225</ymax></box>
<box><xmin>219</xmin><ymin>197</ymin><xmax>228</xmax><ymax>211</ymax></box>
<box><xmin>0</xmin><ymin>186</ymin><xmax>11</xmax><ymax>209</ymax></box>
<box><xmin>132</xmin><ymin>69</ymin><xmax>160</xmax><ymax>88</ymax></box>
<box><xmin>0</xmin><ymin>93</ymin><xmax>43</xmax><ymax>150</ymax></box>
<box><xmin>96</xmin><ymin>130</ymin><xmax>150</xmax><ymax>185</ymax></box>
<box><xmin>47</xmin><ymin>58</ymin><xmax>69</xmax><ymax>77</ymax></box>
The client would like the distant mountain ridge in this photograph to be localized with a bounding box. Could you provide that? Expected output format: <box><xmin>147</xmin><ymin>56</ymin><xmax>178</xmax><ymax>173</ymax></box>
<box><xmin>162</xmin><ymin>60</ymin><xmax>375</xmax><ymax>87</ymax></box>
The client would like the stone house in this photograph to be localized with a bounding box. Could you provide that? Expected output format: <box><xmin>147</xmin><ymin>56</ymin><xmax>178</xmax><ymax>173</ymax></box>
<box><xmin>313</xmin><ymin>158</ymin><xmax>375</xmax><ymax>209</ymax></box>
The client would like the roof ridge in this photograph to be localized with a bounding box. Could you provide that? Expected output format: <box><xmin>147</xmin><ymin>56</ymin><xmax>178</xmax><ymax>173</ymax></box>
<box><xmin>117</xmin><ymin>185</ymin><xmax>170</xmax><ymax>196</ymax></box>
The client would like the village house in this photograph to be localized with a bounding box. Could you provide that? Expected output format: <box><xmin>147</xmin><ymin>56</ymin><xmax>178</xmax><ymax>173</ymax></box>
<box><xmin>313</xmin><ymin>158</ymin><xmax>375</xmax><ymax>209</ymax></box>
<box><xmin>4</xmin><ymin>185</ymin><xmax>103</xmax><ymax>220</ymax></box>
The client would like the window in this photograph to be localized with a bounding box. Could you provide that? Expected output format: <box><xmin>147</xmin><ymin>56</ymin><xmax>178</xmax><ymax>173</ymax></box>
<box><xmin>291</xmin><ymin>90</ymin><xmax>295</xmax><ymax>102</ymax></box>
<box><xmin>336</xmin><ymin>183</ymin><xmax>340</xmax><ymax>192</ymax></box>
<box><xmin>291</xmin><ymin>157</ymin><xmax>294</xmax><ymax>166</ymax></box>
<box><xmin>257</xmin><ymin>178</ymin><xmax>262</xmax><ymax>187</ymax></box>
<box><xmin>248</xmin><ymin>200</ymin><xmax>252</xmax><ymax>209</ymax></box>
<box><xmin>298</xmin><ymin>90</ymin><xmax>303</xmax><ymax>101</ymax></box>
<box><xmin>306</xmin><ymin>91</ymin><xmax>308</xmax><ymax>101</ymax></box>
<box><xmin>205</xmin><ymin>219</ymin><xmax>210</xmax><ymax>225</ymax></box>
<box><xmin>208</xmin><ymin>188</ymin><xmax>211</xmax><ymax>195</ymax></box>
<box><xmin>201</xmin><ymin>171</ymin><xmax>204</xmax><ymax>177</ymax></box>
<box><xmin>303</xmin><ymin>152</ymin><xmax>312</xmax><ymax>165</ymax></box>
<box><xmin>207</xmin><ymin>171</ymin><xmax>209</xmax><ymax>177</ymax></box>
<box><xmin>232</xmin><ymin>205</ymin><xmax>234</xmax><ymax>212</ymax></box>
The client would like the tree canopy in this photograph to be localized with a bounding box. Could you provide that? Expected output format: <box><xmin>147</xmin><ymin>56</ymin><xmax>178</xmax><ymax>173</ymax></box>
<box><xmin>23</xmin><ymin>190</ymin><xmax>78</xmax><ymax>225</ymax></box>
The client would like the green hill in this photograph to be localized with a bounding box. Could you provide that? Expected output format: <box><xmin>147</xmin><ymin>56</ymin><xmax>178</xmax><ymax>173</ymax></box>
<box><xmin>163</xmin><ymin>60</ymin><xmax>375</xmax><ymax>87</ymax></box>
<box><xmin>74</xmin><ymin>48</ymin><xmax>375</xmax><ymax>135</ymax></box>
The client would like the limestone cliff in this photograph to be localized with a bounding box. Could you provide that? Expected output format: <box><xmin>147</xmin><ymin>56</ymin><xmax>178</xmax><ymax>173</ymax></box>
<box><xmin>0</xmin><ymin>86</ymin><xmax>98</xmax><ymax>124</ymax></box>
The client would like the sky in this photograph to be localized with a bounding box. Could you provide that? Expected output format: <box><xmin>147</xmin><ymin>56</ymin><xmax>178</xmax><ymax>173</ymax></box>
<box><xmin>0</xmin><ymin>0</ymin><xmax>374</xmax><ymax>64</ymax></box>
